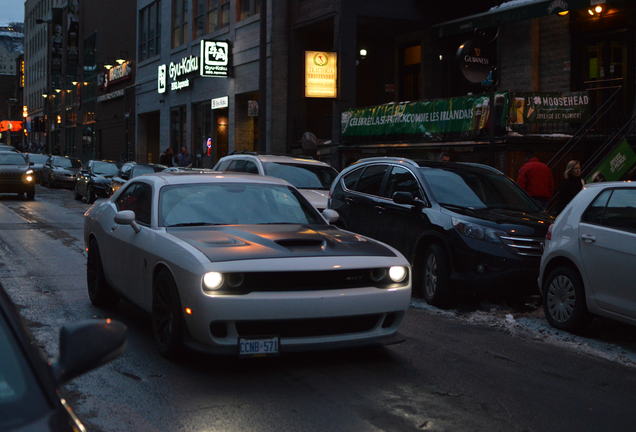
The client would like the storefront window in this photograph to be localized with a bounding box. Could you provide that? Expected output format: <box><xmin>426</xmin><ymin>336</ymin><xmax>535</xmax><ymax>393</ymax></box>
<box><xmin>140</xmin><ymin>1</ymin><xmax>161</xmax><ymax>61</ymax></box>
<box><xmin>170</xmin><ymin>105</ymin><xmax>187</xmax><ymax>154</ymax></box>
<box><xmin>193</xmin><ymin>101</ymin><xmax>213</xmax><ymax>162</ymax></box>
<box><xmin>237</xmin><ymin>0</ymin><xmax>260</xmax><ymax>21</ymax></box>
<box><xmin>194</xmin><ymin>0</ymin><xmax>230</xmax><ymax>39</ymax></box>
<box><xmin>172</xmin><ymin>0</ymin><xmax>189</xmax><ymax>48</ymax></box>
<box><xmin>400</xmin><ymin>44</ymin><xmax>421</xmax><ymax>101</ymax></box>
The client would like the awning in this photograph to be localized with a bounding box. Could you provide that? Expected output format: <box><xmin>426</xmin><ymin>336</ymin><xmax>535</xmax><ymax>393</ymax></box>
<box><xmin>433</xmin><ymin>0</ymin><xmax>622</xmax><ymax>38</ymax></box>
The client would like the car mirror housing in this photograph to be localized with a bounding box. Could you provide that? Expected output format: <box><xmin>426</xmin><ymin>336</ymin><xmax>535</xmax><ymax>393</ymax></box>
<box><xmin>393</xmin><ymin>191</ymin><xmax>416</xmax><ymax>205</ymax></box>
<box><xmin>322</xmin><ymin>209</ymin><xmax>340</xmax><ymax>224</ymax></box>
<box><xmin>51</xmin><ymin>319</ymin><xmax>127</xmax><ymax>385</ymax></box>
<box><xmin>29</xmin><ymin>161</ymin><xmax>34</xmax><ymax>166</ymax></box>
<box><xmin>114</xmin><ymin>210</ymin><xmax>142</xmax><ymax>233</ymax></box>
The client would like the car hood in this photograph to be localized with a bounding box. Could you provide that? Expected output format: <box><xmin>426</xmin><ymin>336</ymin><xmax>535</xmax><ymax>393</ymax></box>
<box><xmin>167</xmin><ymin>224</ymin><xmax>395</xmax><ymax>262</ymax></box>
<box><xmin>298</xmin><ymin>189</ymin><xmax>329</xmax><ymax>210</ymax></box>
<box><xmin>447</xmin><ymin>207</ymin><xmax>553</xmax><ymax>237</ymax></box>
<box><xmin>93</xmin><ymin>174</ymin><xmax>114</xmax><ymax>183</ymax></box>
<box><xmin>53</xmin><ymin>167</ymin><xmax>78</xmax><ymax>175</ymax></box>
<box><xmin>0</xmin><ymin>164</ymin><xmax>28</xmax><ymax>174</ymax></box>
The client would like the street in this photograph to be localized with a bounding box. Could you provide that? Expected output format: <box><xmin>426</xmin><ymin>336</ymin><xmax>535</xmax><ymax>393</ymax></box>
<box><xmin>1</xmin><ymin>186</ymin><xmax>636</xmax><ymax>431</ymax></box>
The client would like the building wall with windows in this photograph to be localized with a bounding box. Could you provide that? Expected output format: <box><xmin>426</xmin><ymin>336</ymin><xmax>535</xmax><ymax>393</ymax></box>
<box><xmin>135</xmin><ymin>0</ymin><xmax>288</xmax><ymax>166</ymax></box>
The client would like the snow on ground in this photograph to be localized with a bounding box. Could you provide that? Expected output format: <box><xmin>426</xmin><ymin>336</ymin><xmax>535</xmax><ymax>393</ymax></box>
<box><xmin>411</xmin><ymin>299</ymin><xmax>636</xmax><ymax>368</ymax></box>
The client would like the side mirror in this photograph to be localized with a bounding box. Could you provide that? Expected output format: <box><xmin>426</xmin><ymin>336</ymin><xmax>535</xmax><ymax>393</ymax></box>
<box><xmin>392</xmin><ymin>191</ymin><xmax>415</xmax><ymax>205</ymax></box>
<box><xmin>322</xmin><ymin>209</ymin><xmax>340</xmax><ymax>224</ymax></box>
<box><xmin>51</xmin><ymin>319</ymin><xmax>127</xmax><ymax>385</ymax></box>
<box><xmin>29</xmin><ymin>161</ymin><xmax>34</xmax><ymax>166</ymax></box>
<box><xmin>114</xmin><ymin>210</ymin><xmax>141</xmax><ymax>233</ymax></box>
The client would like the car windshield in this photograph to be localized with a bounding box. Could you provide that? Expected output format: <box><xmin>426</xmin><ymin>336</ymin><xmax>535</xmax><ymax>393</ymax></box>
<box><xmin>420</xmin><ymin>167</ymin><xmax>541</xmax><ymax>213</ymax></box>
<box><xmin>27</xmin><ymin>154</ymin><xmax>48</xmax><ymax>163</ymax></box>
<box><xmin>0</xmin><ymin>154</ymin><xmax>27</xmax><ymax>165</ymax></box>
<box><xmin>159</xmin><ymin>183</ymin><xmax>324</xmax><ymax>227</ymax></box>
<box><xmin>132</xmin><ymin>165</ymin><xmax>159</xmax><ymax>178</ymax></box>
<box><xmin>92</xmin><ymin>161</ymin><xmax>119</xmax><ymax>176</ymax></box>
<box><xmin>0</xmin><ymin>311</ymin><xmax>51</xmax><ymax>429</ymax></box>
<box><xmin>52</xmin><ymin>157</ymin><xmax>80</xmax><ymax>168</ymax></box>
<box><xmin>263</xmin><ymin>162</ymin><xmax>338</xmax><ymax>190</ymax></box>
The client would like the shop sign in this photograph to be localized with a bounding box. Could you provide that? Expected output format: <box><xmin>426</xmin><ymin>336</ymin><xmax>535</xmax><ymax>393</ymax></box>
<box><xmin>0</xmin><ymin>121</ymin><xmax>23</xmax><ymax>132</ymax></box>
<box><xmin>305</xmin><ymin>51</ymin><xmax>337</xmax><ymax>98</ymax></box>
<box><xmin>248</xmin><ymin>100</ymin><xmax>259</xmax><ymax>117</ymax></box>
<box><xmin>457</xmin><ymin>39</ymin><xmax>492</xmax><ymax>84</ymax></box>
<box><xmin>211</xmin><ymin>96</ymin><xmax>229</xmax><ymax>110</ymax></box>
<box><xmin>104</xmin><ymin>61</ymin><xmax>132</xmax><ymax>88</ymax></box>
<box><xmin>200</xmin><ymin>40</ymin><xmax>230</xmax><ymax>78</ymax></box>
<box><xmin>97</xmin><ymin>89</ymin><xmax>125</xmax><ymax>103</ymax></box>
<box><xmin>509</xmin><ymin>91</ymin><xmax>590</xmax><ymax>126</ymax></box>
<box><xmin>19</xmin><ymin>59</ymin><xmax>24</xmax><ymax>88</ymax></box>
<box><xmin>587</xmin><ymin>139</ymin><xmax>636</xmax><ymax>183</ymax></box>
<box><xmin>342</xmin><ymin>94</ymin><xmax>503</xmax><ymax>138</ymax></box>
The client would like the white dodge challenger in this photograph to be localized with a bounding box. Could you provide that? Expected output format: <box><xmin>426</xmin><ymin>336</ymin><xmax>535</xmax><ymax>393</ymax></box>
<box><xmin>83</xmin><ymin>172</ymin><xmax>411</xmax><ymax>358</ymax></box>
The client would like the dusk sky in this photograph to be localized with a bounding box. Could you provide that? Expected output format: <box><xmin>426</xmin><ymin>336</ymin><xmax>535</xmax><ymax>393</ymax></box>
<box><xmin>1</xmin><ymin>0</ymin><xmax>25</xmax><ymax>26</ymax></box>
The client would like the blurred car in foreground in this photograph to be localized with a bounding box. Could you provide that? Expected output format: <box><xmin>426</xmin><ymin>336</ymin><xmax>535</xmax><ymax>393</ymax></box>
<box><xmin>25</xmin><ymin>153</ymin><xmax>49</xmax><ymax>184</ymax></box>
<box><xmin>0</xmin><ymin>283</ymin><xmax>126</xmax><ymax>432</ymax></box>
<box><xmin>41</xmin><ymin>156</ymin><xmax>81</xmax><ymax>189</ymax></box>
<box><xmin>213</xmin><ymin>154</ymin><xmax>338</xmax><ymax>211</ymax></box>
<box><xmin>0</xmin><ymin>144</ymin><xmax>18</xmax><ymax>152</ymax></box>
<box><xmin>84</xmin><ymin>172</ymin><xmax>410</xmax><ymax>359</ymax></box>
<box><xmin>74</xmin><ymin>160</ymin><xmax>119</xmax><ymax>203</ymax></box>
<box><xmin>0</xmin><ymin>151</ymin><xmax>35</xmax><ymax>200</ymax></box>
<box><xmin>110</xmin><ymin>163</ymin><xmax>167</xmax><ymax>194</ymax></box>
<box><xmin>540</xmin><ymin>182</ymin><xmax>636</xmax><ymax>332</ymax></box>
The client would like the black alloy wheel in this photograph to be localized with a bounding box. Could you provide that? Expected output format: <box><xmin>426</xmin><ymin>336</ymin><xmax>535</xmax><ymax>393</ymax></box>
<box><xmin>543</xmin><ymin>266</ymin><xmax>589</xmax><ymax>332</ymax></box>
<box><xmin>74</xmin><ymin>188</ymin><xmax>82</xmax><ymax>201</ymax></box>
<box><xmin>421</xmin><ymin>243</ymin><xmax>453</xmax><ymax>308</ymax></box>
<box><xmin>87</xmin><ymin>186</ymin><xmax>96</xmax><ymax>204</ymax></box>
<box><xmin>86</xmin><ymin>239</ymin><xmax>120</xmax><ymax>307</ymax></box>
<box><xmin>152</xmin><ymin>269</ymin><xmax>185</xmax><ymax>359</ymax></box>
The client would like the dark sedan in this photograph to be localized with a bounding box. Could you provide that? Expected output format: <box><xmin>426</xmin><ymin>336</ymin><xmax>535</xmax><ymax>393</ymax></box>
<box><xmin>110</xmin><ymin>163</ymin><xmax>167</xmax><ymax>194</ymax></box>
<box><xmin>0</xmin><ymin>283</ymin><xmax>126</xmax><ymax>432</ymax></box>
<box><xmin>41</xmin><ymin>156</ymin><xmax>82</xmax><ymax>189</ymax></box>
<box><xmin>0</xmin><ymin>151</ymin><xmax>36</xmax><ymax>200</ymax></box>
<box><xmin>74</xmin><ymin>160</ymin><xmax>119</xmax><ymax>203</ymax></box>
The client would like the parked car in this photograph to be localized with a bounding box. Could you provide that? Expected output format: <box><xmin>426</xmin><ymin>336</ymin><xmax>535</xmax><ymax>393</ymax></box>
<box><xmin>74</xmin><ymin>160</ymin><xmax>119</xmax><ymax>203</ymax></box>
<box><xmin>83</xmin><ymin>172</ymin><xmax>411</xmax><ymax>358</ymax></box>
<box><xmin>213</xmin><ymin>154</ymin><xmax>339</xmax><ymax>211</ymax></box>
<box><xmin>539</xmin><ymin>182</ymin><xmax>636</xmax><ymax>332</ymax></box>
<box><xmin>110</xmin><ymin>163</ymin><xmax>167</xmax><ymax>194</ymax></box>
<box><xmin>0</xmin><ymin>151</ymin><xmax>35</xmax><ymax>200</ymax></box>
<box><xmin>329</xmin><ymin>157</ymin><xmax>554</xmax><ymax>306</ymax></box>
<box><xmin>25</xmin><ymin>153</ymin><xmax>49</xmax><ymax>183</ymax></box>
<box><xmin>0</xmin><ymin>283</ymin><xmax>126</xmax><ymax>432</ymax></box>
<box><xmin>41</xmin><ymin>156</ymin><xmax>81</xmax><ymax>189</ymax></box>
<box><xmin>0</xmin><ymin>144</ymin><xmax>18</xmax><ymax>152</ymax></box>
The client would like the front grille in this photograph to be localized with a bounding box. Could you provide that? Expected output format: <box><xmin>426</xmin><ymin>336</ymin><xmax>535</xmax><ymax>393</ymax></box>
<box><xmin>234</xmin><ymin>314</ymin><xmax>381</xmax><ymax>337</ymax></box>
<box><xmin>0</xmin><ymin>172</ymin><xmax>22</xmax><ymax>180</ymax></box>
<box><xmin>499</xmin><ymin>235</ymin><xmax>544</xmax><ymax>257</ymax></box>
<box><xmin>216</xmin><ymin>268</ymin><xmax>404</xmax><ymax>294</ymax></box>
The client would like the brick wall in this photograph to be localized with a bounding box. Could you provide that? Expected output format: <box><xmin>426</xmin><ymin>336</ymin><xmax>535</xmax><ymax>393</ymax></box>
<box><xmin>539</xmin><ymin>15</ymin><xmax>571</xmax><ymax>92</ymax></box>
<box><xmin>499</xmin><ymin>20</ymin><xmax>533</xmax><ymax>92</ymax></box>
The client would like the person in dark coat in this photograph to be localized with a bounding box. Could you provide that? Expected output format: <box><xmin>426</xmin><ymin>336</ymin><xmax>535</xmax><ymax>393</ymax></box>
<box><xmin>554</xmin><ymin>160</ymin><xmax>584</xmax><ymax>213</ymax></box>
<box><xmin>159</xmin><ymin>147</ymin><xmax>174</xmax><ymax>167</ymax></box>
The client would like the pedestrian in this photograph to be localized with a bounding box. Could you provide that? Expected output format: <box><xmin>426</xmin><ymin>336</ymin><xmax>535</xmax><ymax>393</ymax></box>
<box><xmin>517</xmin><ymin>152</ymin><xmax>554</xmax><ymax>208</ymax></box>
<box><xmin>553</xmin><ymin>160</ymin><xmax>584</xmax><ymax>213</ymax></box>
<box><xmin>175</xmin><ymin>146</ymin><xmax>192</xmax><ymax>167</ymax></box>
<box><xmin>160</xmin><ymin>147</ymin><xmax>174</xmax><ymax>167</ymax></box>
<box><xmin>438</xmin><ymin>152</ymin><xmax>451</xmax><ymax>162</ymax></box>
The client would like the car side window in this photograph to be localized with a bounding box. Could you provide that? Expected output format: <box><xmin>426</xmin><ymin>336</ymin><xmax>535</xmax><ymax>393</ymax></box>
<box><xmin>385</xmin><ymin>166</ymin><xmax>421</xmax><ymax>199</ymax></box>
<box><xmin>116</xmin><ymin>183</ymin><xmax>152</xmax><ymax>225</ymax></box>
<box><xmin>343</xmin><ymin>167</ymin><xmax>363</xmax><ymax>190</ymax></box>
<box><xmin>581</xmin><ymin>189</ymin><xmax>612</xmax><ymax>225</ymax></box>
<box><xmin>355</xmin><ymin>165</ymin><xmax>388</xmax><ymax>196</ymax></box>
<box><xmin>244</xmin><ymin>160</ymin><xmax>259</xmax><ymax>174</ymax></box>
<box><xmin>216</xmin><ymin>159</ymin><xmax>231</xmax><ymax>171</ymax></box>
<box><xmin>601</xmin><ymin>189</ymin><xmax>636</xmax><ymax>233</ymax></box>
<box><xmin>226</xmin><ymin>160</ymin><xmax>246</xmax><ymax>172</ymax></box>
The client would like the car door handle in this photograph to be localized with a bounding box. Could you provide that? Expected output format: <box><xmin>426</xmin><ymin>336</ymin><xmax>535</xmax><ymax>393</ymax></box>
<box><xmin>581</xmin><ymin>234</ymin><xmax>596</xmax><ymax>243</ymax></box>
<box><xmin>374</xmin><ymin>205</ymin><xmax>385</xmax><ymax>214</ymax></box>
<box><xmin>344</xmin><ymin>196</ymin><xmax>355</xmax><ymax>204</ymax></box>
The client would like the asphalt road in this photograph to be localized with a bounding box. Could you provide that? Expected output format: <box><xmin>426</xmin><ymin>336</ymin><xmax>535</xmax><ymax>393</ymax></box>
<box><xmin>1</xmin><ymin>185</ymin><xmax>635</xmax><ymax>432</ymax></box>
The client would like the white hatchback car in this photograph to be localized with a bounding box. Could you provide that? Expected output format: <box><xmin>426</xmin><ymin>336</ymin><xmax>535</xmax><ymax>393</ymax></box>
<box><xmin>213</xmin><ymin>154</ymin><xmax>338</xmax><ymax>210</ymax></box>
<box><xmin>84</xmin><ymin>172</ymin><xmax>411</xmax><ymax>358</ymax></box>
<box><xmin>539</xmin><ymin>182</ymin><xmax>636</xmax><ymax>331</ymax></box>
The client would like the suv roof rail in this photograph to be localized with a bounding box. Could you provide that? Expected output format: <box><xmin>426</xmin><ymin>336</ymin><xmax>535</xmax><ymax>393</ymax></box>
<box><xmin>227</xmin><ymin>151</ymin><xmax>316</xmax><ymax>160</ymax></box>
<box><xmin>353</xmin><ymin>156</ymin><xmax>419</xmax><ymax>167</ymax></box>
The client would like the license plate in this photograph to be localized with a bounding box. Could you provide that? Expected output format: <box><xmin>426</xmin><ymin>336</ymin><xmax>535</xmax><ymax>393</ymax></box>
<box><xmin>239</xmin><ymin>337</ymin><xmax>279</xmax><ymax>357</ymax></box>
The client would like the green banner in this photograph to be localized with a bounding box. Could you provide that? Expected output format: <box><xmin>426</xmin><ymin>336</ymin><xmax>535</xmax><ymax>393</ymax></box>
<box><xmin>509</xmin><ymin>91</ymin><xmax>590</xmax><ymax>127</ymax></box>
<box><xmin>587</xmin><ymin>139</ymin><xmax>636</xmax><ymax>183</ymax></box>
<box><xmin>341</xmin><ymin>94</ymin><xmax>496</xmax><ymax>138</ymax></box>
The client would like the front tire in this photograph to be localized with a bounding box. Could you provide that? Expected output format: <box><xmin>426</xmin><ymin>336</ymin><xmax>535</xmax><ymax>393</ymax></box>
<box><xmin>86</xmin><ymin>240</ymin><xmax>119</xmax><ymax>307</ymax></box>
<box><xmin>421</xmin><ymin>243</ymin><xmax>454</xmax><ymax>307</ymax></box>
<box><xmin>87</xmin><ymin>186</ymin><xmax>96</xmax><ymax>204</ymax></box>
<box><xmin>543</xmin><ymin>266</ymin><xmax>588</xmax><ymax>332</ymax></box>
<box><xmin>152</xmin><ymin>269</ymin><xmax>185</xmax><ymax>359</ymax></box>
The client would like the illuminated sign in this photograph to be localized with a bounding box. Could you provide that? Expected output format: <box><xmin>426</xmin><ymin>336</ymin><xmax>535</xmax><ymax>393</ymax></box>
<box><xmin>19</xmin><ymin>59</ymin><xmax>24</xmax><ymax>88</ymax></box>
<box><xmin>200</xmin><ymin>40</ymin><xmax>229</xmax><ymax>78</ymax></box>
<box><xmin>104</xmin><ymin>61</ymin><xmax>133</xmax><ymax>88</ymax></box>
<box><xmin>0</xmin><ymin>121</ymin><xmax>23</xmax><ymax>132</ymax></box>
<box><xmin>211</xmin><ymin>96</ymin><xmax>229</xmax><ymax>109</ymax></box>
<box><xmin>305</xmin><ymin>51</ymin><xmax>337</xmax><ymax>98</ymax></box>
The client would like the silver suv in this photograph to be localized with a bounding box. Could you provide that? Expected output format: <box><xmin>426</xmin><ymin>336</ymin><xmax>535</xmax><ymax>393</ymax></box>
<box><xmin>213</xmin><ymin>153</ymin><xmax>338</xmax><ymax>210</ymax></box>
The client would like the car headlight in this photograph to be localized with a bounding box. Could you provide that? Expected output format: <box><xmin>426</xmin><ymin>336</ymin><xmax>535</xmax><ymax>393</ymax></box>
<box><xmin>26</xmin><ymin>169</ymin><xmax>34</xmax><ymax>175</ymax></box>
<box><xmin>203</xmin><ymin>272</ymin><xmax>223</xmax><ymax>291</ymax></box>
<box><xmin>388</xmin><ymin>266</ymin><xmax>408</xmax><ymax>283</ymax></box>
<box><xmin>452</xmin><ymin>217</ymin><xmax>503</xmax><ymax>243</ymax></box>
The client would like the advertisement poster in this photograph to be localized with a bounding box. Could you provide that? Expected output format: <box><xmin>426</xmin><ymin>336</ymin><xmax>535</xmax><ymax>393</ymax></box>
<box><xmin>587</xmin><ymin>139</ymin><xmax>636</xmax><ymax>183</ymax></box>
<box><xmin>509</xmin><ymin>91</ymin><xmax>590</xmax><ymax>129</ymax></box>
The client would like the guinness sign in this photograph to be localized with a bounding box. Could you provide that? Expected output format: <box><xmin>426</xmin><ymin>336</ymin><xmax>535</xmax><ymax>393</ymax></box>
<box><xmin>457</xmin><ymin>39</ymin><xmax>492</xmax><ymax>84</ymax></box>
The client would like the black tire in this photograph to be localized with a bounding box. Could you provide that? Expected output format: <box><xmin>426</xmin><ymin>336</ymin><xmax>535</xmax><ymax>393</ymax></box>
<box><xmin>26</xmin><ymin>190</ymin><xmax>35</xmax><ymax>200</ymax></box>
<box><xmin>87</xmin><ymin>187</ymin><xmax>96</xmax><ymax>204</ymax></box>
<box><xmin>152</xmin><ymin>269</ymin><xmax>185</xmax><ymax>359</ymax></box>
<box><xmin>543</xmin><ymin>266</ymin><xmax>589</xmax><ymax>332</ymax></box>
<box><xmin>86</xmin><ymin>239</ymin><xmax>119</xmax><ymax>307</ymax></box>
<box><xmin>49</xmin><ymin>175</ymin><xmax>57</xmax><ymax>188</ymax></box>
<box><xmin>420</xmin><ymin>243</ymin><xmax>454</xmax><ymax>307</ymax></box>
<box><xmin>74</xmin><ymin>189</ymin><xmax>82</xmax><ymax>201</ymax></box>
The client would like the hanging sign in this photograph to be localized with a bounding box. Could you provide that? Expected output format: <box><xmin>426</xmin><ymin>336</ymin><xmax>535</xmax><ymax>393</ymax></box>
<box><xmin>457</xmin><ymin>39</ymin><xmax>493</xmax><ymax>84</ymax></box>
<box><xmin>305</xmin><ymin>51</ymin><xmax>338</xmax><ymax>98</ymax></box>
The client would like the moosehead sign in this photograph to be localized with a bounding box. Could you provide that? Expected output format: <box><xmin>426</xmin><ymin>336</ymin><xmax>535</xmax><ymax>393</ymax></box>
<box><xmin>457</xmin><ymin>39</ymin><xmax>492</xmax><ymax>84</ymax></box>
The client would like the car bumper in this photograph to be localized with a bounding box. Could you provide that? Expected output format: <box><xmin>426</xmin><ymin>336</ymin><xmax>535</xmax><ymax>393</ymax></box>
<box><xmin>0</xmin><ymin>181</ymin><xmax>35</xmax><ymax>193</ymax></box>
<box><xmin>52</xmin><ymin>175</ymin><xmax>77</xmax><ymax>186</ymax></box>
<box><xmin>182</xmin><ymin>286</ymin><xmax>411</xmax><ymax>355</ymax></box>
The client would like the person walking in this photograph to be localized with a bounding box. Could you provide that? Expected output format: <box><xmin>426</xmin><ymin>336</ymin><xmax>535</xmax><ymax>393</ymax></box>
<box><xmin>175</xmin><ymin>146</ymin><xmax>192</xmax><ymax>167</ymax></box>
<box><xmin>160</xmin><ymin>147</ymin><xmax>174</xmax><ymax>166</ymax></box>
<box><xmin>553</xmin><ymin>160</ymin><xmax>584</xmax><ymax>213</ymax></box>
<box><xmin>517</xmin><ymin>153</ymin><xmax>554</xmax><ymax>208</ymax></box>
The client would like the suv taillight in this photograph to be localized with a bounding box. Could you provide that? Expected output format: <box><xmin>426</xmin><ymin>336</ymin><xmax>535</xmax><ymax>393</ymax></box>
<box><xmin>546</xmin><ymin>224</ymin><xmax>553</xmax><ymax>241</ymax></box>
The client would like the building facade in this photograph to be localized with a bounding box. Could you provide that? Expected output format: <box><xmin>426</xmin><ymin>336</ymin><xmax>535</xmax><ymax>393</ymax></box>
<box><xmin>0</xmin><ymin>25</ymin><xmax>24</xmax><ymax>147</ymax></box>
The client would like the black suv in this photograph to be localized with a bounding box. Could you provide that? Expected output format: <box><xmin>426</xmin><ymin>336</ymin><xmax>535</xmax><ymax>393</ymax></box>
<box><xmin>329</xmin><ymin>157</ymin><xmax>553</xmax><ymax>306</ymax></box>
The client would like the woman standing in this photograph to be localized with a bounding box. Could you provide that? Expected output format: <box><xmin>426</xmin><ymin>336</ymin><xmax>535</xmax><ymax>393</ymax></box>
<box><xmin>554</xmin><ymin>160</ymin><xmax>584</xmax><ymax>213</ymax></box>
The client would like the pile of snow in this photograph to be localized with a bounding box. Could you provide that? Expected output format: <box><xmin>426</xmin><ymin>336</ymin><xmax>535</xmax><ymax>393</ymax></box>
<box><xmin>489</xmin><ymin>0</ymin><xmax>546</xmax><ymax>11</ymax></box>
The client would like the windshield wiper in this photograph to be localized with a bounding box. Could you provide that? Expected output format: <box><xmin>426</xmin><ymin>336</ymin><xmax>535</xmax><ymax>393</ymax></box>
<box><xmin>438</xmin><ymin>203</ymin><xmax>480</xmax><ymax>212</ymax></box>
<box><xmin>166</xmin><ymin>222</ymin><xmax>222</xmax><ymax>227</ymax></box>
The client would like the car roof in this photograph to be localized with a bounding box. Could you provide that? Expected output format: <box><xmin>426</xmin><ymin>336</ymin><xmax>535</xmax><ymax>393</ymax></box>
<box><xmin>223</xmin><ymin>153</ymin><xmax>331</xmax><ymax>166</ymax></box>
<box><xmin>0</xmin><ymin>150</ymin><xmax>24</xmax><ymax>155</ymax></box>
<box><xmin>584</xmin><ymin>181</ymin><xmax>636</xmax><ymax>188</ymax></box>
<box><xmin>348</xmin><ymin>157</ymin><xmax>503</xmax><ymax>175</ymax></box>
<box><xmin>141</xmin><ymin>171</ymin><xmax>292</xmax><ymax>186</ymax></box>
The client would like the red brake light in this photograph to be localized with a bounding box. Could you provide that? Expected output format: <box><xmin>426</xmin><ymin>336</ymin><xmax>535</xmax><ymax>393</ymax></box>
<box><xmin>546</xmin><ymin>224</ymin><xmax>553</xmax><ymax>241</ymax></box>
